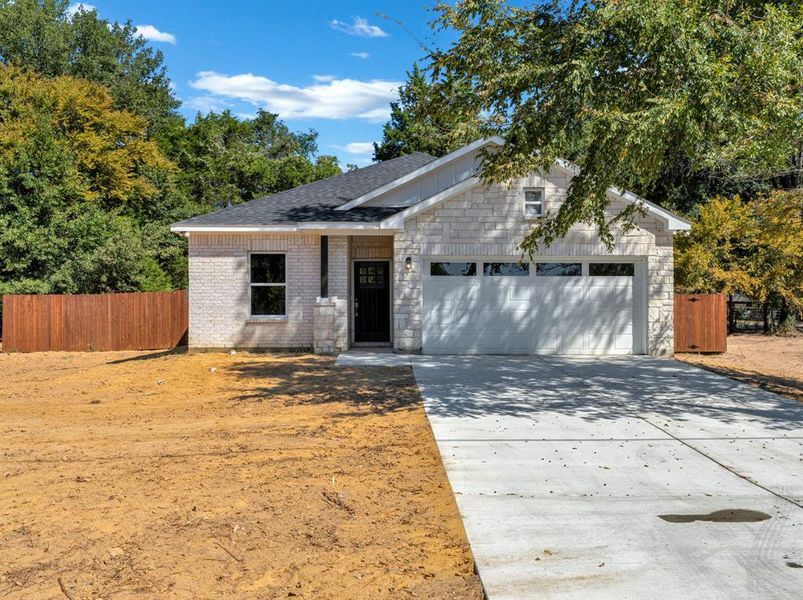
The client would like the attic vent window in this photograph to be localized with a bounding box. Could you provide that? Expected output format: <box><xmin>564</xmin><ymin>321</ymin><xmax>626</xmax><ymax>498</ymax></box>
<box><xmin>524</xmin><ymin>189</ymin><xmax>544</xmax><ymax>217</ymax></box>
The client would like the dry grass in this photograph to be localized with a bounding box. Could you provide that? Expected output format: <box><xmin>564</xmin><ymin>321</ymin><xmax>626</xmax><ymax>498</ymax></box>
<box><xmin>676</xmin><ymin>334</ymin><xmax>803</xmax><ymax>402</ymax></box>
<box><xmin>0</xmin><ymin>350</ymin><xmax>482</xmax><ymax>599</ymax></box>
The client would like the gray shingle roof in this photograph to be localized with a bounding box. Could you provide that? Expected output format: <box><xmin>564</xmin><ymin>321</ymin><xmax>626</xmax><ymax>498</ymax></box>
<box><xmin>172</xmin><ymin>152</ymin><xmax>436</xmax><ymax>228</ymax></box>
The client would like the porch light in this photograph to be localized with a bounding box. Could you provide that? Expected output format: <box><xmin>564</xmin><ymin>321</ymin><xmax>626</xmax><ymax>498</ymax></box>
<box><xmin>405</xmin><ymin>256</ymin><xmax>412</xmax><ymax>271</ymax></box>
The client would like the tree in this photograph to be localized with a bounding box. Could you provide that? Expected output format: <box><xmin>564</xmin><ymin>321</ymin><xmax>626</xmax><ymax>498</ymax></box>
<box><xmin>675</xmin><ymin>191</ymin><xmax>803</xmax><ymax>332</ymax></box>
<box><xmin>430</xmin><ymin>0</ymin><xmax>803</xmax><ymax>251</ymax></box>
<box><xmin>373</xmin><ymin>64</ymin><xmax>484</xmax><ymax>161</ymax></box>
<box><xmin>0</xmin><ymin>66</ymin><xmax>175</xmax><ymax>297</ymax></box>
<box><xmin>674</xmin><ymin>196</ymin><xmax>756</xmax><ymax>295</ymax></box>
<box><xmin>747</xmin><ymin>190</ymin><xmax>803</xmax><ymax>331</ymax></box>
<box><xmin>170</xmin><ymin>110</ymin><xmax>339</xmax><ymax>213</ymax></box>
<box><xmin>0</xmin><ymin>0</ymin><xmax>180</xmax><ymax>133</ymax></box>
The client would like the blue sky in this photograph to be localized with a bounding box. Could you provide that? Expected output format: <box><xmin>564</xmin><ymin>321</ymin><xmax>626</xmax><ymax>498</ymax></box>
<box><xmin>70</xmin><ymin>1</ymin><xmax>449</xmax><ymax>167</ymax></box>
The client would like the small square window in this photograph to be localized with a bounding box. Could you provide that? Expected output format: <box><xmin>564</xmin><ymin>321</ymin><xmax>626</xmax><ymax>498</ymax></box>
<box><xmin>524</xmin><ymin>189</ymin><xmax>544</xmax><ymax>217</ymax></box>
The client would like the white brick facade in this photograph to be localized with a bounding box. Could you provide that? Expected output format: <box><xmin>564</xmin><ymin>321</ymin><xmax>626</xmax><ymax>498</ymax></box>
<box><xmin>188</xmin><ymin>233</ymin><xmax>325</xmax><ymax>350</ymax></box>
<box><xmin>186</xmin><ymin>170</ymin><xmax>675</xmax><ymax>355</ymax></box>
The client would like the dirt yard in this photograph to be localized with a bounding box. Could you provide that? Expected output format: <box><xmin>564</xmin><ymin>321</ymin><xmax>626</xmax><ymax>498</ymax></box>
<box><xmin>676</xmin><ymin>334</ymin><xmax>803</xmax><ymax>402</ymax></box>
<box><xmin>0</xmin><ymin>351</ymin><xmax>482</xmax><ymax>599</ymax></box>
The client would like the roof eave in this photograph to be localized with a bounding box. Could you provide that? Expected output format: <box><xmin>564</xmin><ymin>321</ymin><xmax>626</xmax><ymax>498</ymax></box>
<box><xmin>608</xmin><ymin>188</ymin><xmax>691</xmax><ymax>231</ymax></box>
<box><xmin>170</xmin><ymin>222</ymin><xmax>400</xmax><ymax>235</ymax></box>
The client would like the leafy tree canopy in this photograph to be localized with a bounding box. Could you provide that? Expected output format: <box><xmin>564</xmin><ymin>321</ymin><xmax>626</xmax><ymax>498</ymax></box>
<box><xmin>0</xmin><ymin>65</ymin><xmax>176</xmax><ymax>295</ymax></box>
<box><xmin>0</xmin><ymin>0</ymin><xmax>180</xmax><ymax>132</ymax></box>
<box><xmin>675</xmin><ymin>190</ymin><xmax>803</xmax><ymax>330</ymax></box>
<box><xmin>168</xmin><ymin>109</ymin><xmax>339</xmax><ymax>213</ymax></box>
<box><xmin>373</xmin><ymin>64</ymin><xmax>485</xmax><ymax>161</ymax></box>
<box><xmin>429</xmin><ymin>0</ymin><xmax>803</xmax><ymax>250</ymax></box>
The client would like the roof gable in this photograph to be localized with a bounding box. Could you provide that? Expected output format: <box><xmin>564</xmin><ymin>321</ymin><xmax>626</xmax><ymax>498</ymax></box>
<box><xmin>380</xmin><ymin>166</ymin><xmax>690</xmax><ymax>231</ymax></box>
<box><xmin>336</xmin><ymin>137</ymin><xmax>504</xmax><ymax>211</ymax></box>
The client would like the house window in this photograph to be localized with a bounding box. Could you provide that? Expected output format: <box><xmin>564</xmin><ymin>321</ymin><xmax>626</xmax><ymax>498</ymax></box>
<box><xmin>589</xmin><ymin>263</ymin><xmax>635</xmax><ymax>276</ymax></box>
<box><xmin>430</xmin><ymin>262</ymin><xmax>477</xmax><ymax>276</ymax></box>
<box><xmin>250</xmin><ymin>253</ymin><xmax>286</xmax><ymax>316</ymax></box>
<box><xmin>524</xmin><ymin>189</ymin><xmax>544</xmax><ymax>217</ymax></box>
<box><xmin>483</xmin><ymin>262</ymin><xmax>530</xmax><ymax>276</ymax></box>
<box><xmin>535</xmin><ymin>262</ymin><xmax>582</xmax><ymax>276</ymax></box>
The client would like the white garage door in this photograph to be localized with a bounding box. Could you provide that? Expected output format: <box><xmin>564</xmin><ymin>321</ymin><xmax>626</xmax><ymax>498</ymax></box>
<box><xmin>422</xmin><ymin>259</ymin><xmax>644</xmax><ymax>355</ymax></box>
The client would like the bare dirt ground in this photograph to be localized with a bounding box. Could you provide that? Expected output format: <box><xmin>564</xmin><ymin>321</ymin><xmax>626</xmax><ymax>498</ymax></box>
<box><xmin>676</xmin><ymin>334</ymin><xmax>803</xmax><ymax>402</ymax></box>
<box><xmin>0</xmin><ymin>351</ymin><xmax>482</xmax><ymax>599</ymax></box>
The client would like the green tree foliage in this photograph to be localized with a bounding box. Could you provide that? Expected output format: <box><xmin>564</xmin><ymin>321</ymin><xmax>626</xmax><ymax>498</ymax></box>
<box><xmin>429</xmin><ymin>0</ymin><xmax>803</xmax><ymax>250</ymax></box>
<box><xmin>0</xmin><ymin>0</ymin><xmax>180</xmax><ymax>133</ymax></box>
<box><xmin>373</xmin><ymin>64</ymin><xmax>484</xmax><ymax>161</ymax></box>
<box><xmin>0</xmin><ymin>65</ymin><xmax>176</xmax><ymax>297</ymax></box>
<box><xmin>169</xmin><ymin>110</ymin><xmax>339</xmax><ymax>213</ymax></box>
<box><xmin>674</xmin><ymin>196</ymin><xmax>756</xmax><ymax>295</ymax></box>
<box><xmin>675</xmin><ymin>191</ymin><xmax>803</xmax><ymax>331</ymax></box>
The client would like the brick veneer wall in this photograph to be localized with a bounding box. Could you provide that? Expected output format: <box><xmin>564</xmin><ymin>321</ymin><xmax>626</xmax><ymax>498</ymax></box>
<box><xmin>188</xmin><ymin>233</ymin><xmax>351</xmax><ymax>350</ymax></box>
<box><xmin>392</xmin><ymin>170</ymin><xmax>675</xmax><ymax>356</ymax></box>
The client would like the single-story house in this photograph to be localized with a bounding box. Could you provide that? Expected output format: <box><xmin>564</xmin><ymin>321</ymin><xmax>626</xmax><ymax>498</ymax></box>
<box><xmin>171</xmin><ymin>137</ymin><xmax>689</xmax><ymax>356</ymax></box>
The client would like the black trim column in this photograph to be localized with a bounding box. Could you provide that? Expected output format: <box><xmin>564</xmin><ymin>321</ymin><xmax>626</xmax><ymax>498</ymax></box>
<box><xmin>320</xmin><ymin>235</ymin><xmax>328</xmax><ymax>298</ymax></box>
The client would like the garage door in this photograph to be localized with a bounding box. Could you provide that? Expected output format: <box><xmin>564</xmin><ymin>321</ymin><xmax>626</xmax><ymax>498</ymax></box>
<box><xmin>422</xmin><ymin>259</ymin><xmax>643</xmax><ymax>355</ymax></box>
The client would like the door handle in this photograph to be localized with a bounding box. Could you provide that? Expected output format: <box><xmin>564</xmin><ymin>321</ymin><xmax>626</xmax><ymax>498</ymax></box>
<box><xmin>354</xmin><ymin>298</ymin><xmax>358</xmax><ymax>318</ymax></box>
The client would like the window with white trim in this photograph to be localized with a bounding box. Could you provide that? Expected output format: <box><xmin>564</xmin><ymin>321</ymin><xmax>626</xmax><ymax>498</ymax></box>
<box><xmin>524</xmin><ymin>188</ymin><xmax>544</xmax><ymax>217</ymax></box>
<box><xmin>250</xmin><ymin>254</ymin><xmax>286</xmax><ymax>316</ymax></box>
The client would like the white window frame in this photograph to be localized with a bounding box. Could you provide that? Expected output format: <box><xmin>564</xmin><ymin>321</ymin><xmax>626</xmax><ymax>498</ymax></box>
<box><xmin>248</xmin><ymin>252</ymin><xmax>287</xmax><ymax>319</ymax></box>
<box><xmin>523</xmin><ymin>188</ymin><xmax>545</xmax><ymax>218</ymax></box>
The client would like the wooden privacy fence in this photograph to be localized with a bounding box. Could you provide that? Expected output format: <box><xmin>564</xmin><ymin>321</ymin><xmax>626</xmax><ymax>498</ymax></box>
<box><xmin>1</xmin><ymin>291</ymin><xmax>188</xmax><ymax>352</ymax></box>
<box><xmin>674</xmin><ymin>293</ymin><xmax>727</xmax><ymax>353</ymax></box>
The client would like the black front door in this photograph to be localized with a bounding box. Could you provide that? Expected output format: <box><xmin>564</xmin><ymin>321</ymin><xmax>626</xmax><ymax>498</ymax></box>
<box><xmin>354</xmin><ymin>261</ymin><xmax>390</xmax><ymax>343</ymax></box>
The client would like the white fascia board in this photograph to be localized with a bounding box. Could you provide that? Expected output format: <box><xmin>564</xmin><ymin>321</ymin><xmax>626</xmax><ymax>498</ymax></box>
<box><xmin>336</xmin><ymin>136</ymin><xmax>505</xmax><ymax>211</ymax></box>
<box><xmin>555</xmin><ymin>158</ymin><xmax>690</xmax><ymax>231</ymax></box>
<box><xmin>608</xmin><ymin>187</ymin><xmax>691</xmax><ymax>231</ymax></box>
<box><xmin>170</xmin><ymin>222</ymin><xmax>398</xmax><ymax>235</ymax></box>
<box><xmin>170</xmin><ymin>224</ymin><xmax>298</xmax><ymax>233</ymax></box>
<box><xmin>380</xmin><ymin>176</ymin><xmax>481</xmax><ymax>229</ymax></box>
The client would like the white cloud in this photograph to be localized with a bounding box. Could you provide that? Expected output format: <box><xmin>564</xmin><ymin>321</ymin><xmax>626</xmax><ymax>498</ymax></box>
<box><xmin>135</xmin><ymin>24</ymin><xmax>177</xmax><ymax>44</ymax></box>
<box><xmin>353</xmin><ymin>107</ymin><xmax>391</xmax><ymax>122</ymax></box>
<box><xmin>350</xmin><ymin>52</ymin><xmax>370</xmax><ymax>59</ymax></box>
<box><xmin>67</xmin><ymin>3</ymin><xmax>96</xmax><ymax>17</ymax></box>
<box><xmin>183</xmin><ymin>95</ymin><xmax>233</xmax><ymax>113</ymax></box>
<box><xmin>189</xmin><ymin>71</ymin><xmax>399</xmax><ymax>121</ymax></box>
<box><xmin>330</xmin><ymin>17</ymin><xmax>388</xmax><ymax>38</ymax></box>
<box><xmin>341</xmin><ymin>142</ymin><xmax>375</xmax><ymax>155</ymax></box>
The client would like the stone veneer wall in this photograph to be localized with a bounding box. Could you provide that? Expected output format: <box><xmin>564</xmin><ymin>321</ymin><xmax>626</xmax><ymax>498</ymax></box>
<box><xmin>188</xmin><ymin>233</ymin><xmax>350</xmax><ymax>350</ymax></box>
<box><xmin>392</xmin><ymin>170</ymin><xmax>675</xmax><ymax>356</ymax></box>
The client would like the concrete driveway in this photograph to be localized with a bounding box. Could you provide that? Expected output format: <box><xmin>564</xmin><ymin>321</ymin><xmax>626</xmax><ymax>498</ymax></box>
<box><xmin>412</xmin><ymin>356</ymin><xmax>803</xmax><ymax>599</ymax></box>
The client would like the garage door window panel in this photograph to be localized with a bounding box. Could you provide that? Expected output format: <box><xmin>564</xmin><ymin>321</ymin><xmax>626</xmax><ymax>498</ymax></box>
<box><xmin>483</xmin><ymin>262</ymin><xmax>530</xmax><ymax>276</ymax></box>
<box><xmin>535</xmin><ymin>263</ymin><xmax>582</xmax><ymax>276</ymax></box>
<box><xmin>589</xmin><ymin>263</ymin><xmax>635</xmax><ymax>276</ymax></box>
<box><xmin>430</xmin><ymin>262</ymin><xmax>477</xmax><ymax>276</ymax></box>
